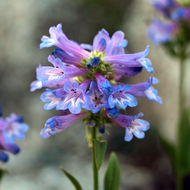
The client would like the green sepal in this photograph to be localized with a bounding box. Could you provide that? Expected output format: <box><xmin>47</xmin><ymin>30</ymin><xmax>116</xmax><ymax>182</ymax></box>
<box><xmin>104</xmin><ymin>152</ymin><xmax>120</xmax><ymax>190</ymax></box>
<box><xmin>94</xmin><ymin>140</ymin><xmax>107</xmax><ymax>170</ymax></box>
<box><xmin>61</xmin><ymin>168</ymin><xmax>83</xmax><ymax>190</ymax></box>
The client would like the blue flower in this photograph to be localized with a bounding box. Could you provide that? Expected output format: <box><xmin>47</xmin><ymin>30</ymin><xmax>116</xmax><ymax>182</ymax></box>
<box><xmin>32</xmin><ymin>26</ymin><xmax>161</xmax><ymax>142</ymax></box>
<box><xmin>108</xmin><ymin>85</ymin><xmax>137</xmax><ymax>109</ymax></box>
<box><xmin>128</xmin><ymin>77</ymin><xmax>162</xmax><ymax>104</ymax></box>
<box><xmin>147</xmin><ymin>19</ymin><xmax>177</xmax><ymax>45</ymax></box>
<box><xmin>112</xmin><ymin>113</ymin><xmax>150</xmax><ymax>142</ymax></box>
<box><xmin>40</xmin><ymin>112</ymin><xmax>86</xmax><ymax>138</ymax></box>
<box><xmin>153</xmin><ymin>0</ymin><xmax>177</xmax><ymax>18</ymax></box>
<box><xmin>40</xmin><ymin>24</ymin><xmax>67</xmax><ymax>49</ymax></box>
<box><xmin>148</xmin><ymin>0</ymin><xmax>190</xmax><ymax>45</ymax></box>
<box><xmin>107</xmin><ymin>107</ymin><xmax>119</xmax><ymax>118</ymax></box>
<box><xmin>40</xmin><ymin>89</ymin><xmax>63</xmax><ymax>111</ymax></box>
<box><xmin>3</xmin><ymin>114</ymin><xmax>29</xmax><ymax>144</ymax></box>
<box><xmin>95</xmin><ymin>73</ymin><xmax>113</xmax><ymax>95</ymax></box>
<box><xmin>56</xmin><ymin>81</ymin><xmax>90</xmax><ymax>114</ymax></box>
<box><xmin>0</xmin><ymin>113</ymin><xmax>29</xmax><ymax>162</ymax></box>
<box><xmin>171</xmin><ymin>8</ymin><xmax>190</xmax><ymax>21</ymax></box>
<box><xmin>104</xmin><ymin>46</ymin><xmax>154</xmax><ymax>73</ymax></box>
<box><xmin>86</xmin><ymin>81</ymin><xmax>108</xmax><ymax>113</ymax></box>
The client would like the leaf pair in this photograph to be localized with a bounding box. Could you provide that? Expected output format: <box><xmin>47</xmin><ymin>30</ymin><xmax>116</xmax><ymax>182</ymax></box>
<box><xmin>61</xmin><ymin>140</ymin><xmax>121</xmax><ymax>190</ymax></box>
<box><xmin>60</xmin><ymin>140</ymin><xmax>107</xmax><ymax>190</ymax></box>
<box><xmin>94</xmin><ymin>140</ymin><xmax>121</xmax><ymax>190</ymax></box>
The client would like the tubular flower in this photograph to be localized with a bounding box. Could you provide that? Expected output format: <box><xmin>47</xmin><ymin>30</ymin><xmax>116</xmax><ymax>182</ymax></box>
<box><xmin>110</xmin><ymin>112</ymin><xmax>150</xmax><ymax>142</ymax></box>
<box><xmin>148</xmin><ymin>0</ymin><xmax>190</xmax><ymax>45</ymax></box>
<box><xmin>0</xmin><ymin>110</ymin><xmax>29</xmax><ymax>162</ymax></box>
<box><xmin>31</xmin><ymin>24</ymin><xmax>161</xmax><ymax>141</ymax></box>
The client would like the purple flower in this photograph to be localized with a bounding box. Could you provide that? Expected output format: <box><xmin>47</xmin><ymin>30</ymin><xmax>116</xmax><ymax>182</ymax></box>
<box><xmin>86</xmin><ymin>81</ymin><xmax>108</xmax><ymax>113</ymax></box>
<box><xmin>40</xmin><ymin>112</ymin><xmax>86</xmax><ymax>138</ymax></box>
<box><xmin>104</xmin><ymin>46</ymin><xmax>154</xmax><ymax>73</ymax></box>
<box><xmin>148</xmin><ymin>19</ymin><xmax>178</xmax><ymax>44</ymax></box>
<box><xmin>40</xmin><ymin>24</ymin><xmax>90</xmax><ymax>59</ymax></box>
<box><xmin>40</xmin><ymin>89</ymin><xmax>63</xmax><ymax>110</ymax></box>
<box><xmin>148</xmin><ymin>0</ymin><xmax>190</xmax><ymax>45</ymax></box>
<box><xmin>32</xmin><ymin>25</ymin><xmax>161</xmax><ymax>142</ymax></box>
<box><xmin>92</xmin><ymin>29</ymin><xmax>128</xmax><ymax>54</ymax></box>
<box><xmin>171</xmin><ymin>7</ymin><xmax>190</xmax><ymax>21</ymax></box>
<box><xmin>95</xmin><ymin>73</ymin><xmax>113</xmax><ymax>95</ymax></box>
<box><xmin>30</xmin><ymin>55</ymin><xmax>86</xmax><ymax>92</ymax></box>
<box><xmin>107</xmin><ymin>107</ymin><xmax>119</xmax><ymax>118</ymax></box>
<box><xmin>56</xmin><ymin>81</ymin><xmax>90</xmax><ymax>114</ymax></box>
<box><xmin>153</xmin><ymin>0</ymin><xmax>178</xmax><ymax>17</ymax></box>
<box><xmin>128</xmin><ymin>77</ymin><xmax>162</xmax><ymax>104</ymax></box>
<box><xmin>0</xmin><ymin>113</ymin><xmax>29</xmax><ymax>162</ymax></box>
<box><xmin>111</xmin><ymin>113</ymin><xmax>150</xmax><ymax>142</ymax></box>
<box><xmin>108</xmin><ymin>85</ymin><xmax>137</xmax><ymax>109</ymax></box>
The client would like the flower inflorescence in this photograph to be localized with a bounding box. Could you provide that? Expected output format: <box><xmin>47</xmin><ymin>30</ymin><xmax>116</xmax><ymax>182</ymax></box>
<box><xmin>0</xmin><ymin>108</ymin><xmax>29</xmax><ymax>162</ymax></box>
<box><xmin>148</xmin><ymin>0</ymin><xmax>190</xmax><ymax>50</ymax></box>
<box><xmin>31</xmin><ymin>24</ymin><xmax>162</xmax><ymax>142</ymax></box>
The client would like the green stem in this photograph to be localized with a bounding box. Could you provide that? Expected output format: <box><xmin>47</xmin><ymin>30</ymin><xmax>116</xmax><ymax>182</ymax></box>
<box><xmin>176</xmin><ymin>172</ymin><xmax>183</xmax><ymax>190</ymax></box>
<box><xmin>0</xmin><ymin>168</ymin><xmax>5</xmax><ymax>183</ymax></box>
<box><xmin>179</xmin><ymin>58</ymin><xmax>185</xmax><ymax>114</ymax></box>
<box><xmin>176</xmin><ymin>57</ymin><xmax>186</xmax><ymax>190</ymax></box>
<box><xmin>92</xmin><ymin>127</ymin><xmax>99</xmax><ymax>190</ymax></box>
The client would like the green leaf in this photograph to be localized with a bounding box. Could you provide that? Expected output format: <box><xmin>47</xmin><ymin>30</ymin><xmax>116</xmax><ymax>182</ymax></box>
<box><xmin>104</xmin><ymin>152</ymin><xmax>120</xmax><ymax>190</ymax></box>
<box><xmin>61</xmin><ymin>168</ymin><xmax>83</xmax><ymax>190</ymax></box>
<box><xmin>159</xmin><ymin>135</ymin><xmax>176</xmax><ymax>166</ymax></box>
<box><xmin>94</xmin><ymin>140</ymin><xmax>107</xmax><ymax>170</ymax></box>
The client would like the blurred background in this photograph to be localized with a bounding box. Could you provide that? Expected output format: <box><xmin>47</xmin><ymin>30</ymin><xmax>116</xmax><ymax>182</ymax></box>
<box><xmin>0</xmin><ymin>0</ymin><xmax>185</xmax><ymax>189</ymax></box>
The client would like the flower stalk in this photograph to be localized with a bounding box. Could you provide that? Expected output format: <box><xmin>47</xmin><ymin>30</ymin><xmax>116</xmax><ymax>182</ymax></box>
<box><xmin>32</xmin><ymin>24</ymin><xmax>162</xmax><ymax>190</ymax></box>
<box><xmin>176</xmin><ymin>56</ymin><xmax>186</xmax><ymax>190</ymax></box>
<box><xmin>92</xmin><ymin>126</ymin><xmax>99</xmax><ymax>190</ymax></box>
<box><xmin>179</xmin><ymin>56</ymin><xmax>186</xmax><ymax>114</ymax></box>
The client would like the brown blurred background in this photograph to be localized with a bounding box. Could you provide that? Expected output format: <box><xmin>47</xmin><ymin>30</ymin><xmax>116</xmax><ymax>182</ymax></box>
<box><xmin>0</xmin><ymin>0</ymin><xmax>182</xmax><ymax>189</ymax></box>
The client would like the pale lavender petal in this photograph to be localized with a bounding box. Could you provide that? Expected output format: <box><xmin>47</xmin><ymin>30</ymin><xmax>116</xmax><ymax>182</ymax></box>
<box><xmin>124</xmin><ymin>128</ymin><xmax>133</xmax><ymax>142</ymax></box>
<box><xmin>105</xmin><ymin>31</ymin><xmax>128</xmax><ymax>55</ymax></box>
<box><xmin>80</xmin><ymin>43</ymin><xmax>93</xmax><ymax>51</ymax></box>
<box><xmin>93</xmin><ymin>29</ymin><xmax>110</xmax><ymax>51</ymax></box>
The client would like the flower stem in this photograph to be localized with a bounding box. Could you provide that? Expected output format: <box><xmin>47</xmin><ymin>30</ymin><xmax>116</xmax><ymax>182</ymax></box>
<box><xmin>176</xmin><ymin>172</ymin><xmax>183</xmax><ymax>190</ymax></box>
<box><xmin>179</xmin><ymin>57</ymin><xmax>185</xmax><ymax>114</ymax></box>
<box><xmin>176</xmin><ymin>56</ymin><xmax>186</xmax><ymax>190</ymax></box>
<box><xmin>92</xmin><ymin>126</ymin><xmax>99</xmax><ymax>190</ymax></box>
<box><xmin>0</xmin><ymin>168</ymin><xmax>5</xmax><ymax>183</ymax></box>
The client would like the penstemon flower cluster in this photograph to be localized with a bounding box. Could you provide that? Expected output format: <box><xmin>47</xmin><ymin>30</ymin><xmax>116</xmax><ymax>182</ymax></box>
<box><xmin>148</xmin><ymin>2</ymin><xmax>190</xmax><ymax>190</ymax></box>
<box><xmin>0</xmin><ymin>106</ymin><xmax>29</xmax><ymax>162</ymax></box>
<box><xmin>31</xmin><ymin>24</ymin><xmax>161</xmax><ymax>142</ymax></box>
<box><xmin>148</xmin><ymin>0</ymin><xmax>190</xmax><ymax>53</ymax></box>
